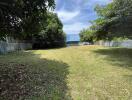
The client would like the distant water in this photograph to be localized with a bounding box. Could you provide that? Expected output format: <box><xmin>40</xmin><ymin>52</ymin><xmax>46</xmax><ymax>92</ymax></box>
<box><xmin>66</xmin><ymin>34</ymin><xmax>80</xmax><ymax>42</ymax></box>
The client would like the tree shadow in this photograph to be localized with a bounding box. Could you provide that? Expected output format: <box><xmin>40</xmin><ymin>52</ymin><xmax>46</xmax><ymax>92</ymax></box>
<box><xmin>93</xmin><ymin>48</ymin><xmax>132</xmax><ymax>71</ymax></box>
<box><xmin>0</xmin><ymin>51</ymin><xmax>72</xmax><ymax>100</ymax></box>
<box><xmin>93</xmin><ymin>48</ymin><xmax>132</xmax><ymax>84</ymax></box>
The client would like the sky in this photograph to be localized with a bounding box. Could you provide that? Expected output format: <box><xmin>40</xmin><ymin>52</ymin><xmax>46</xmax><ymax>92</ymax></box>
<box><xmin>55</xmin><ymin>0</ymin><xmax>112</xmax><ymax>35</ymax></box>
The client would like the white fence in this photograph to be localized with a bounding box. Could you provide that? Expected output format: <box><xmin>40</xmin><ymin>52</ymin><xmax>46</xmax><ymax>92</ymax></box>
<box><xmin>95</xmin><ymin>40</ymin><xmax>132</xmax><ymax>48</ymax></box>
<box><xmin>0</xmin><ymin>40</ymin><xmax>32</xmax><ymax>54</ymax></box>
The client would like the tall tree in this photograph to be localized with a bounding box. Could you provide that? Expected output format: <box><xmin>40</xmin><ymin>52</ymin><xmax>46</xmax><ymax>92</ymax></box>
<box><xmin>90</xmin><ymin>0</ymin><xmax>132</xmax><ymax>40</ymax></box>
<box><xmin>33</xmin><ymin>13</ymin><xmax>66</xmax><ymax>49</ymax></box>
<box><xmin>0</xmin><ymin>0</ymin><xmax>55</xmax><ymax>40</ymax></box>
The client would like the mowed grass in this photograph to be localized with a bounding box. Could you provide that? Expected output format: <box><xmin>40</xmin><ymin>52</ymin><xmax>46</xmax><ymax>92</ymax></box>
<box><xmin>0</xmin><ymin>46</ymin><xmax>132</xmax><ymax>100</ymax></box>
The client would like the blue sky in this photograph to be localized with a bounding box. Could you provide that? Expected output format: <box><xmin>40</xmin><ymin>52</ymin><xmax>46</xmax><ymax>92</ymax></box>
<box><xmin>55</xmin><ymin>0</ymin><xmax>111</xmax><ymax>35</ymax></box>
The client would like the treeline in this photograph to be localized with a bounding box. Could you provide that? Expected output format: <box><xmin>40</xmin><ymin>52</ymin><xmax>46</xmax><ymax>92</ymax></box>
<box><xmin>80</xmin><ymin>0</ymin><xmax>132</xmax><ymax>43</ymax></box>
<box><xmin>0</xmin><ymin>0</ymin><xmax>66</xmax><ymax>49</ymax></box>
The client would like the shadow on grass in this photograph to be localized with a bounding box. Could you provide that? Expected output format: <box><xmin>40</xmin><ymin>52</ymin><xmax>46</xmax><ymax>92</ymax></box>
<box><xmin>93</xmin><ymin>48</ymin><xmax>132</xmax><ymax>71</ymax></box>
<box><xmin>0</xmin><ymin>52</ymin><xmax>72</xmax><ymax>100</ymax></box>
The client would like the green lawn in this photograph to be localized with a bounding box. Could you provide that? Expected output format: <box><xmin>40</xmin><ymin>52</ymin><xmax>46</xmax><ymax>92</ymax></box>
<box><xmin>0</xmin><ymin>46</ymin><xmax>132</xmax><ymax>100</ymax></box>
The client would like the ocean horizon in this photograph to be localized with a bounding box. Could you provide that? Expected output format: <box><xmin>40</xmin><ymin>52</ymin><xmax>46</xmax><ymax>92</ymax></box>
<box><xmin>66</xmin><ymin>34</ymin><xmax>80</xmax><ymax>42</ymax></box>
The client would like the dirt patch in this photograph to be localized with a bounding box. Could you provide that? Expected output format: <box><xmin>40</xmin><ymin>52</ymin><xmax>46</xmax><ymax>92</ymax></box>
<box><xmin>0</xmin><ymin>63</ymin><xmax>35</xmax><ymax>100</ymax></box>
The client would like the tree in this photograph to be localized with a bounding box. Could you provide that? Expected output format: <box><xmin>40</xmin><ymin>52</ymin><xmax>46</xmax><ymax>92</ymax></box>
<box><xmin>111</xmin><ymin>0</ymin><xmax>132</xmax><ymax>38</ymax></box>
<box><xmin>89</xmin><ymin>0</ymin><xmax>132</xmax><ymax>40</ymax></box>
<box><xmin>79</xmin><ymin>29</ymin><xmax>95</xmax><ymax>43</ymax></box>
<box><xmin>91</xmin><ymin>3</ymin><xmax>117</xmax><ymax>40</ymax></box>
<box><xmin>0</xmin><ymin>0</ymin><xmax>55</xmax><ymax>40</ymax></box>
<box><xmin>33</xmin><ymin>13</ymin><xmax>66</xmax><ymax>49</ymax></box>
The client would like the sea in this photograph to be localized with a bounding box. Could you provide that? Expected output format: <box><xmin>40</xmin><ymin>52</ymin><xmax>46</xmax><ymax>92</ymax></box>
<box><xmin>66</xmin><ymin>34</ymin><xmax>80</xmax><ymax>42</ymax></box>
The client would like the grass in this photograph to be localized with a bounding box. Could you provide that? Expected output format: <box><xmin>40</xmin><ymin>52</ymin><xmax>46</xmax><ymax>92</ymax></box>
<box><xmin>0</xmin><ymin>46</ymin><xmax>132</xmax><ymax>100</ymax></box>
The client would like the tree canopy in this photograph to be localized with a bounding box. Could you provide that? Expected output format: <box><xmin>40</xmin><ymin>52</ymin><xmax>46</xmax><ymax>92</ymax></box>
<box><xmin>80</xmin><ymin>0</ymin><xmax>132</xmax><ymax>42</ymax></box>
<box><xmin>0</xmin><ymin>0</ymin><xmax>55</xmax><ymax>39</ymax></box>
<box><xmin>0</xmin><ymin>0</ymin><xmax>66</xmax><ymax>48</ymax></box>
<box><xmin>79</xmin><ymin>29</ymin><xmax>95</xmax><ymax>43</ymax></box>
<box><xmin>33</xmin><ymin>12</ymin><xmax>66</xmax><ymax>49</ymax></box>
<box><xmin>95</xmin><ymin>0</ymin><xmax>132</xmax><ymax>40</ymax></box>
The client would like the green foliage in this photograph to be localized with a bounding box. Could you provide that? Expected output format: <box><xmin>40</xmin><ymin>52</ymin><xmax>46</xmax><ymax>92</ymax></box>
<box><xmin>89</xmin><ymin>0</ymin><xmax>132</xmax><ymax>40</ymax></box>
<box><xmin>33</xmin><ymin>13</ymin><xmax>66</xmax><ymax>49</ymax></box>
<box><xmin>0</xmin><ymin>0</ymin><xmax>65</xmax><ymax>48</ymax></box>
<box><xmin>79</xmin><ymin>29</ymin><xmax>95</xmax><ymax>43</ymax></box>
<box><xmin>0</xmin><ymin>0</ymin><xmax>55</xmax><ymax>39</ymax></box>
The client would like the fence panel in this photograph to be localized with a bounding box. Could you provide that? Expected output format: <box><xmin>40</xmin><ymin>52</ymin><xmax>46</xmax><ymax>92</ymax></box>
<box><xmin>0</xmin><ymin>41</ymin><xmax>32</xmax><ymax>54</ymax></box>
<box><xmin>95</xmin><ymin>40</ymin><xmax>132</xmax><ymax>48</ymax></box>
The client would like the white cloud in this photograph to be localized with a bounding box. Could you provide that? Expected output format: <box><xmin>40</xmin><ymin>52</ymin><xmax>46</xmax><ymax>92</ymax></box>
<box><xmin>55</xmin><ymin>0</ymin><xmax>112</xmax><ymax>34</ymax></box>
<box><xmin>56</xmin><ymin>10</ymin><xmax>80</xmax><ymax>23</ymax></box>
